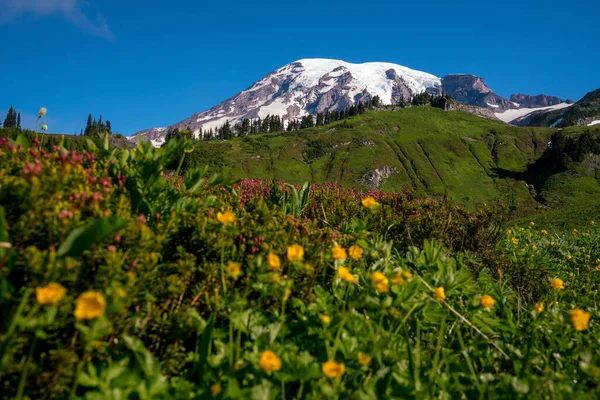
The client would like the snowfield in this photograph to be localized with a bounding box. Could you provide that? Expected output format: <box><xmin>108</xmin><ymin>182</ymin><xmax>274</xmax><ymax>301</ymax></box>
<box><xmin>589</xmin><ymin>120</ymin><xmax>600</xmax><ymax>126</ymax></box>
<box><xmin>494</xmin><ymin>103</ymin><xmax>573</xmax><ymax>123</ymax></box>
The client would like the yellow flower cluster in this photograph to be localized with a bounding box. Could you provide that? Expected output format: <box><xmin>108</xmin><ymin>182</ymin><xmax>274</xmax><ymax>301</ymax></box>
<box><xmin>322</xmin><ymin>360</ymin><xmax>345</xmax><ymax>378</ymax></box>
<box><xmin>392</xmin><ymin>270</ymin><xmax>412</xmax><ymax>285</ymax></box>
<box><xmin>480</xmin><ymin>295</ymin><xmax>495</xmax><ymax>310</ymax></box>
<box><xmin>434</xmin><ymin>287</ymin><xmax>446</xmax><ymax>301</ymax></box>
<box><xmin>258</xmin><ymin>350</ymin><xmax>282</xmax><ymax>372</ymax></box>
<box><xmin>551</xmin><ymin>278</ymin><xmax>564</xmax><ymax>290</ymax></box>
<box><xmin>217</xmin><ymin>211</ymin><xmax>236</xmax><ymax>225</ymax></box>
<box><xmin>348</xmin><ymin>245</ymin><xmax>363</xmax><ymax>260</ymax></box>
<box><xmin>268</xmin><ymin>252</ymin><xmax>281</xmax><ymax>270</ymax></box>
<box><xmin>337</xmin><ymin>267</ymin><xmax>356</xmax><ymax>283</ymax></box>
<box><xmin>358</xmin><ymin>352</ymin><xmax>371</xmax><ymax>366</ymax></box>
<box><xmin>569</xmin><ymin>309</ymin><xmax>590</xmax><ymax>331</ymax></box>
<box><xmin>227</xmin><ymin>261</ymin><xmax>242</xmax><ymax>279</ymax></box>
<box><xmin>361</xmin><ymin>197</ymin><xmax>380</xmax><ymax>209</ymax></box>
<box><xmin>287</xmin><ymin>244</ymin><xmax>304</xmax><ymax>262</ymax></box>
<box><xmin>36</xmin><ymin>282</ymin><xmax>66</xmax><ymax>305</ymax></box>
<box><xmin>74</xmin><ymin>291</ymin><xmax>106</xmax><ymax>320</ymax></box>
<box><xmin>370</xmin><ymin>271</ymin><xmax>389</xmax><ymax>293</ymax></box>
<box><xmin>332</xmin><ymin>245</ymin><xmax>347</xmax><ymax>260</ymax></box>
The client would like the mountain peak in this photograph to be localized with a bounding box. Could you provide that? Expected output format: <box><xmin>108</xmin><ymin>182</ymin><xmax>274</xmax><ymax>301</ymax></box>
<box><xmin>131</xmin><ymin>58</ymin><xmax>442</xmax><ymax>145</ymax></box>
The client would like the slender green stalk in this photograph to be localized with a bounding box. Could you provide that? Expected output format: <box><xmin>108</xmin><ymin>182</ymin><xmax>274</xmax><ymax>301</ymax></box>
<box><xmin>16</xmin><ymin>336</ymin><xmax>37</xmax><ymax>400</ymax></box>
<box><xmin>0</xmin><ymin>288</ymin><xmax>32</xmax><ymax>369</ymax></box>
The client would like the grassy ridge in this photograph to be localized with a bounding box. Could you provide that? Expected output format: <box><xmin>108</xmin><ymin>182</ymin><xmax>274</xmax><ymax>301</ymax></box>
<box><xmin>191</xmin><ymin>107</ymin><xmax>555</xmax><ymax>210</ymax></box>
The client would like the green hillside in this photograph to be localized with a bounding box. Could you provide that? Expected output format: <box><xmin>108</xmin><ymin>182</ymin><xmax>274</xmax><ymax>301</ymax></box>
<box><xmin>187</xmin><ymin>107</ymin><xmax>556</xmax><ymax>210</ymax></box>
<box><xmin>528</xmin><ymin>88</ymin><xmax>600</xmax><ymax>127</ymax></box>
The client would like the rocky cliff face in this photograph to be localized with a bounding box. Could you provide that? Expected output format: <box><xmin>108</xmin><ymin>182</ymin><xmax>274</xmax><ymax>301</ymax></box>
<box><xmin>440</xmin><ymin>74</ymin><xmax>517</xmax><ymax>112</ymax></box>
<box><xmin>509</xmin><ymin>93</ymin><xmax>569</xmax><ymax>108</ymax></box>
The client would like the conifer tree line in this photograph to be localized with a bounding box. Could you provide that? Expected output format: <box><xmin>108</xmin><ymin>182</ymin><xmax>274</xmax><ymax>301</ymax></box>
<box><xmin>2</xmin><ymin>105</ymin><xmax>22</xmax><ymax>130</ymax></box>
<box><xmin>166</xmin><ymin>92</ymin><xmax>454</xmax><ymax>143</ymax></box>
<box><xmin>166</xmin><ymin>95</ymin><xmax>384</xmax><ymax>143</ymax></box>
<box><xmin>82</xmin><ymin>114</ymin><xmax>112</xmax><ymax>136</ymax></box>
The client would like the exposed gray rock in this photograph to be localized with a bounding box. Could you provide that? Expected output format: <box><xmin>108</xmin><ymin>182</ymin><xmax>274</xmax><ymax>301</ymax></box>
<box><xmin>358</xmin><ymin>166</ymin><xmax>398</xmax><ymax>189</ymax></box>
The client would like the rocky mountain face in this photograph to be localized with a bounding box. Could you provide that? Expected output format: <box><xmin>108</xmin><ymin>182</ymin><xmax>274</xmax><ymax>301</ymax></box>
<box><xmin>131</xmin><ymin>59</ymin><xmax>441</xmax><ymax>146</ymax></box>
<box><xmin>509</xmin><ymin>93</ymin><xmax>569</xmax><ymax>108</ymax></box>
<box><xmin>440</xmin><ymin>74</ymin><xmax>517</xmax><ymax>112</ymax></box>
<box><xmin>130</xmin><ymin>59</ymin><xmax>571</xmax><ymax>146</ymax></box>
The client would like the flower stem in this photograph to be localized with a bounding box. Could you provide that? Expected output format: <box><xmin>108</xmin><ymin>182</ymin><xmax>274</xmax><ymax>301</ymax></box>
<box><xmin>16</xmin><ymin>336</ymin><xmax>37</xmax><ymax>400</ymax></box>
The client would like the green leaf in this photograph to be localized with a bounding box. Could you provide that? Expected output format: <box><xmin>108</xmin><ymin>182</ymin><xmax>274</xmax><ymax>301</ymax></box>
<box><xmin>57</xmin><ymin>217</ymin><xmax>128</xmax><ymax>259</ymax></box>
<box><xmin>190</xmin><ymin>315</ymin><xmax>214</xmax><ymax>384</ymax></box>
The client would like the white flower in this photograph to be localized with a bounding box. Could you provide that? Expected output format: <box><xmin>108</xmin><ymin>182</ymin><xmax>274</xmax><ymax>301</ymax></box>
<box><xmin>39</xmin><ymin>107</ymin><xmax>47</xmax><ymax>118</ymax></box>
<box><xmin>42</xmin><ymin>125</ymin><xmax>48</xmax><ymax>131</ymax></box>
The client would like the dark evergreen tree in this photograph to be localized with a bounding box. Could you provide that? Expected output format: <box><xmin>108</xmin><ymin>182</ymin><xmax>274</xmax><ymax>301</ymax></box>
<box><xmin>17</xmin><ymin>112</ymin><xmax>21</xmax><ymax>129</ymax></box>
<box><xmin>3</xmin><ymin>106</ymin><xmax>17</xmax><ymax>128</ymax></box>
<box><xmin>85</xmin><ymin>114</ymin><xmax>93</xmax><ymax>135</ymax></box>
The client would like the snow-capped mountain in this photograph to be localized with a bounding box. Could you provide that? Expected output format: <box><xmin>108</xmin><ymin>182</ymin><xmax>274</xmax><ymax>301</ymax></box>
<box><xmin>131</xmin><ymin>59</ymin><xmax>442</xmax><ymax>145</ymax></box>
<box><xmin>130</xmin><ymin>58</ymin><xmax>572</xmax><ymax>146</ymax></box>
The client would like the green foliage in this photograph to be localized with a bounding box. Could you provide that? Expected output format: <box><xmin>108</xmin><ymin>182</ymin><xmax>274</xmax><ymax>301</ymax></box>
<box><xmin>2</xmin><ymin>123</ymin><xmax>600</xmax><ymax>399</ymax></box>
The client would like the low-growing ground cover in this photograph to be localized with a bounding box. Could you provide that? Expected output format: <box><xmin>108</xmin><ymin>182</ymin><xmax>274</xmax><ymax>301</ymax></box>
<box><xmin>1</xmin><ymin>134</ymin><xmax>599</xmax><ymax>399</ymax></box>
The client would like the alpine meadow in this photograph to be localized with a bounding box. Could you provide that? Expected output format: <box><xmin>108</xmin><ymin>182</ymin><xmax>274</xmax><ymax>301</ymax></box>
<box><xmin>2</xmin><ymin>1</ymin><xmax>600</xmax><ymax>399</ymax></box>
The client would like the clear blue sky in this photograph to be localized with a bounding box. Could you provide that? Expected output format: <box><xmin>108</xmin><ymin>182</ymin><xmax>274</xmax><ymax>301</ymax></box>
<box><xmin>1</xmin><ymin>0</ymin><xmax>598</xmax><ymax>135</ymax></box>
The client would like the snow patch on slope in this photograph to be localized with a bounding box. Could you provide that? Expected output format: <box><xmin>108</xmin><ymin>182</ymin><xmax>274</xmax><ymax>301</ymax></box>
<box><xmin>495</xmin><ymin>103</ymin><xmax>573</xmax><ymax>123</ymax></box>
<box><xmin>550</xmin><ymin>118</ymin><xmax>563</xmax><ymax>128</ymax></box>
<box><xmin>589</xmin><ymin>120</ymin><xmax>600</xmax><ymax>126</ymax></box>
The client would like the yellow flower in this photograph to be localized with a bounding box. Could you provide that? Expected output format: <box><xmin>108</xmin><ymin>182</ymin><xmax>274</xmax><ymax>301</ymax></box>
<box><xmin>370</xmin><ymin>271</ymin><xmax>389</xmax><ymax>293</ymax></box>
<box><xmin>358</xmin><ymin>352</ymin><xmax>371</xmax><ymax>366</ymax></box>
<box><xmin>390</xmin><ymin>307</ymin><xmax>402</xmax><ymax>317</ymax></box>
<box><xmin>567</xmin><ymin>255</ymin><xmax>572</xmax><ymax>261</ymax></box>
<box><xmin>480</xmin><ymin>295</ymin><xmax>495</xmax><ymax>310</ymax></box>
<box><xmin>268</xmin><ymin>252</ymin><xmax>281</xmax><ymax>270</ymax></box>
<box><xmin>391</xmin><ymin>273</ymin><xmax>405</xmax><ymax>285</ymax></box>
<box><xmin>319</xmin><ymin>314</ymin><xmax>331</xmax><ymax>325</ymax></box>
<box><xmin>115</xmin><ymin>288</ymin><xmax>126</xmax><ymax>298</ymax></box>
<box><xmin>534</xmin><ymin>302</ymin><xmax>544</xmax><ymax>313</ymax></box>
<box><xmin>508</xmin><ymin>229</ymin><xmax>512</xmax><ymax>234</ymax></box>
<box><xmin>210</xmin><ymin>383</ymin><xmax>222</xmax><ymax>397</ymax></box>
<box><xmin>348</xmin><ymin>245</ymin><xmax>363</xmax><ymax>260</ymax></box>
<box><xmin>337</xmin><ymin>267</ymin><xmax>356</xmax><ymax>283</ymax></box>
<box><xmin>530</xmin><ymin>222</ymin><xmax>535</xmax><ymax>226</ymax></box>
<box><xmin>74</xmin><ymin>291</ymin><xmax>106</xmax><ymax>320</ymax></box>
<box><xmin>227</xmin><ymin>261</ymin><xmax>242</xmax><ymax>279</ymax></box>
<box><xmin>42</xmin><ymin>124</ymin><xmax>48</xmax><ymax>131</ymax></box>
<box><xmin>512</xmin><ymin>237</ymin><xmax>519</xmax><ymax>245</ymax></box>
<box><xmin>361</xmin><ymin>197</ymin><xmax>380</xmax><ymax>209</ymax></box>
<box><xmin>401</xmin><ymin>271</ymin><xmax>413</xmax><ymax>280</ymax></box>
<box><xmin>591</xmin><ymin>221</ymin><xmax>596</xmax><ymax>225</ymax></box>
<box><xmin>287</xmin><ymin>244</ymin><xmax>304</xmax><ymax>262</ymax></box>
<box><xmin>36</xmin><ymin>282</ymin><xmax>67</xmax><ymax>305</ymax></box>
<box><xmin>322</xmin><ymin>360</ymin><xmax>345</xmax><ymax>378</ymax></box>
<box><xmin>569</xmin><ymin>309</ymin><xmax>591</xmax><ymax>331</ymax></box>
<box><xmin>216</xmin><ymin>211</ymin><xmax>235</xmax><ymax>225</ymax></box>
<box><xmin>551</xmin><ymin>277</ymin><xmax>564</xmax><ymax>290</ymax></box>
<box><xmin>541</xmin><ymin>229</ymin><xmax>548</xmax><ymax>235</ymax></box>
<box><xmin>258</xmin><ymin>350</ymin><xmax>281</xmax><ymax>372</ymax></box>
<box><xmin>332</xmin><ymin>245</ymin><xmax>347</xmax><ymax>260</ymax></box>
<box><xmin>434</xmin><ymin>287</ymin><xmax>446</xmax><ymax>301</ymax></box>
<box><xmin>550</xmin><ymin>242</ymin><xmax>555</xmax><ymax>246</ymax></box>
<box><xmin>39</xmin><ymin>107</ymin><xmax>47</xmax><ymax>118</ymax></box>
<box><xmin>532</xmin><ymin>245</ymin><xmax>537</xmax><ymax>251</ymax></box>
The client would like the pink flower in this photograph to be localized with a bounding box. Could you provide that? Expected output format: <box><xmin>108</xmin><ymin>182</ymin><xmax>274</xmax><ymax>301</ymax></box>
<box><xmin>114</xmin><ymin>235</ymin><xmax>121</xmax><ymax>242</ymax></box>
<box><xmin>103</xmin><ymin>210</ymin><xmax>110</xmax><ymax>216</ymax></box>
<box><xmin>138</xmin><ymin>214</ymin><xmax>146</xmax><ymax>223</ymax></box>
<box><xmin>58</xmin><ymin>210</ymin><xmax>74</xmax><ymax>219</ymax></box>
